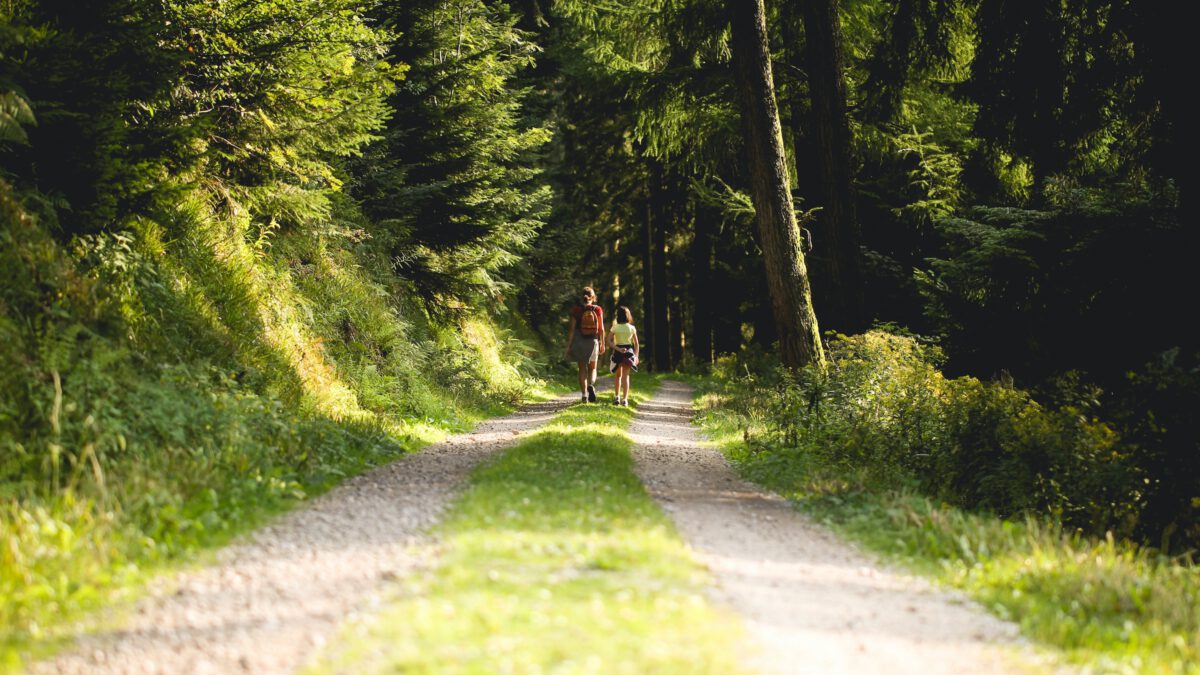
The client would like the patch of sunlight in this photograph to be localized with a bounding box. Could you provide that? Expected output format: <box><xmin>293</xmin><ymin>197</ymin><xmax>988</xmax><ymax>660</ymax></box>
<box><xmin>306</xmin><ymin>383</ymin><xmax>751</xmax><ymax>674</ymax></box>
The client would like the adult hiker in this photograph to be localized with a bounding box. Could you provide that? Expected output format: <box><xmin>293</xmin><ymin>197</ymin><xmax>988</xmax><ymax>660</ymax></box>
<box><xmin>565</xmin><ymin>286</ymin><xmax>606</xmax><ymax>403</ymax></box>
<box><xmin>605</xmin><ymin>306</ymin><xmax>640</xmax><ymax>406</ymax></box>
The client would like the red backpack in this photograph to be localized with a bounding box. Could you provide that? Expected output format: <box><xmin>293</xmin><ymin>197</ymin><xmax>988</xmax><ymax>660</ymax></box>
<box><xmin>577</xmin><ymin>304</ymin><xmax>601</xmax><ymax>337</ymax></box>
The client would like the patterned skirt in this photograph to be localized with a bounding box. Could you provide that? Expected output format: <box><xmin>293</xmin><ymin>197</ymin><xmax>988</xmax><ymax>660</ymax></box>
<box><xmin>609</xmin><ymin>344</ymin><xmax>639</xmax><ymax>373</ymax></box>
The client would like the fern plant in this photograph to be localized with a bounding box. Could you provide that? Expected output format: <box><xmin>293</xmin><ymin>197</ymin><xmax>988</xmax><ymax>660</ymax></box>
<box><xmin>0</xmin><ymin>88</ymin><xmax>33</xmax><ymax>144</ymax></box>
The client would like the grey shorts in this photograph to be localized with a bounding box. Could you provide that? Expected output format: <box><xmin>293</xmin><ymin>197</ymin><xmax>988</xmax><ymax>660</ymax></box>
<box><xmin>570</xmin><ymin>334</ymin><xmax>599</xmax><ymax>363</ymax></box>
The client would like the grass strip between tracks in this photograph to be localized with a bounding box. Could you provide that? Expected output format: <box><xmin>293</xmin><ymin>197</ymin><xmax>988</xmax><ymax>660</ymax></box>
<box><xmin>307</xmin><ymin>380</ymin><xmax>747</xmax><ymax>674</ymax></box>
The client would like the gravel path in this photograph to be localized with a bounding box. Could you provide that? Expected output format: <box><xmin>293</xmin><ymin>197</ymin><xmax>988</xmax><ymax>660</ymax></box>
<box><xmin>36</xmin><ymin>392</ymin><xmax>577</xmax><ymax>675</ymax></box>
<box><xmin>629</xmin><ymin>380</ymin><xmax>1040</xmax><ymax>675</ymax></box>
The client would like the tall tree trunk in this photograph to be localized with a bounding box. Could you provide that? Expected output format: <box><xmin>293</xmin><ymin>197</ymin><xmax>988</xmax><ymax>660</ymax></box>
<box><xmin>649</xmin><ymin>160</ymin><xmax>672</xmax><ymax>371</ymax></box>
<box><xmin>690</xmin><ymin>202</ymin><xmax>716</xmax><ymax>365</ymax></box>
<box><xmin>609</xmin><ymin>239</ymin><xmax>621</xmax><ymax>308</ymax></box>
<box><xmin>800</xmin><ymin>0</ymin><xmax>865</xmax><ymax>332</ymax></box>
<box><xmin>864</xmin><ymin>0</ymin><xmax>917</xmax><ymax>123</ymax></box>
<box><xmin>729</xmin><ymin>0</ymin><xmax>825</xmax><ymax>369</ymax></box>
<box><xmin>642</xmin><ymin>190</ymin><xmax>658</xmax><ymax>371</ymax></box>
<box><xmin>711</xmin><ymin>218</ymin><xmax>744</xmax><ymax>355</ymax></box>
<box><xmin>780</xmin><ymin>5</ymin><xmax>834</xmax><ymax>330</ymax></box>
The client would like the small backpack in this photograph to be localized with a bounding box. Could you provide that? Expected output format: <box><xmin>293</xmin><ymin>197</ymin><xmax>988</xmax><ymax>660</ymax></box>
<box><xmin>578</xmin><ymin>304</ymin><xmax>601</xmax><ymax>337</ymax></box>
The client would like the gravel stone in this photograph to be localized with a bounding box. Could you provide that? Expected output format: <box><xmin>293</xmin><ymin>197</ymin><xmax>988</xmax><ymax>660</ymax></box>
<box><xmin>629</xmin><ymin>380</ymin><xmax>1053</xmax><ymax>675</ymax></box>
<box><xmin>35</xmin><ymin>393</ymin><xmax>576</xmax><ymax>675</ymax></box>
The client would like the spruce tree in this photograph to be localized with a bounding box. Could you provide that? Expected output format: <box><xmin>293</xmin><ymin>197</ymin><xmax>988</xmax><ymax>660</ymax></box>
<box><xmin>729</xmin><ymin>0</ymin><xmax>824</xmax><ymax>369</ymax></box>
<box><xmin>352</xmin><ymin>0</ymin><xmax>551</xmax><ymax>311</ymax></box>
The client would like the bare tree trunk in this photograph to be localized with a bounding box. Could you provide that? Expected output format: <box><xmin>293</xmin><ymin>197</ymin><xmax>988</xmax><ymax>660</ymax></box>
<box><xmin>610</xmin><ymin>239</ymin><xmax>621</xmax><ymax>307</ymax></box>
<box><xmin>642</xmin><ymin>188</ymin><xmax>658</xmax><ymax>371</ymax></box>
<box><xmin>801</xmin><ymin>0</ymin><xmax>865</xmax><ymax>333</ymax></box>
<box><xmin>690</xmin><ymin>203</ymin><xmax>716</xmax><ymax>365</ymax></box>
<box><xmin>729</xmin><ymin>0</ymin><xmax>825</xmax><ymax>369</ymax></box>
<box><xmin>649</xmin><ymin>160</ymin><xmax>672</xmax><ymax>371</ymax></box>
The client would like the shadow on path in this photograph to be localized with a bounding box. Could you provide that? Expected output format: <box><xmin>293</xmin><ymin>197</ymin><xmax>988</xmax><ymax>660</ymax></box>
<box><xmin>628</xmin><ymin>380</ymin><xmax>1039</xmax><ymax>675</ymax></box>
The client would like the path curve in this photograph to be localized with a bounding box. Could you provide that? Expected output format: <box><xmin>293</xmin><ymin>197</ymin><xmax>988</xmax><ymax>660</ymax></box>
<box><xmin>37</xmin><ymin>392</ymin><xmax>578</xmax><ymax>675</ymax></box>
<box><xmin>629</xmin><ymin>380</ymin><xmax>1038</xmax><ymax>675</ymax></box>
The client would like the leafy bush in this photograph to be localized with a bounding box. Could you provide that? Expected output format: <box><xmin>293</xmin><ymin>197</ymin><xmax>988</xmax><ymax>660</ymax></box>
<box><xmin>744</xmin><ymin>330</ymin><xmax>1139</xmax><ymax>537</ymax></box>
<box><xmin>1107</xmin><ymin>349</ymin><xmax>1200</xmax><ymax>551</ymax></box>
<box><xmin>697</xmin><ymin>340</ymin><xmax>1200</xmax><ymax>673</ymax></box>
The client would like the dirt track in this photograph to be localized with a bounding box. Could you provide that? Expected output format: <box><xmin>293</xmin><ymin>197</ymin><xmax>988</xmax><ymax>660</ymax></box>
<box><xmin>36</xmin><ymin>379</ymin><xmax>1051</xmax><ymax>674</ymax></box>
<box><xmin>629</xmin><ymin>380</ymin><xmax>1040</xmax><ymax>675</ymax></box>
<box><xmin>35</xmin><ymin>394</ymin><xmax>576</xmax><ymax>675</ymax></box>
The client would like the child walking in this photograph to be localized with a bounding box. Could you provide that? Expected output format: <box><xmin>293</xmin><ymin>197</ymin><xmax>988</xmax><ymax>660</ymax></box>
<box><xmin>606</xmin><ymin>306</ymin><xmax>640</xmax><ymax>406</ymax></box>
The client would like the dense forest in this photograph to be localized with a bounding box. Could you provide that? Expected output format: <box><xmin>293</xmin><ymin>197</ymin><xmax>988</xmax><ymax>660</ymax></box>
<box><xmin>2</xmin><ymin>0</ymin><xmax>1197</xmax><ymax>669</ymax></box>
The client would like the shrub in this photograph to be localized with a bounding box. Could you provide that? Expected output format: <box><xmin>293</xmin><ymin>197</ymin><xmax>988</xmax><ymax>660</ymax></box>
<box><xmin>751</xmin><ymin>330</ymin><xmax>1139</xmax><ymax>538</ymax></box>
<box><xmin>1108</xmin><ymin>349</ymin><xmax>1200</xmax><ymax>551</ymax></box>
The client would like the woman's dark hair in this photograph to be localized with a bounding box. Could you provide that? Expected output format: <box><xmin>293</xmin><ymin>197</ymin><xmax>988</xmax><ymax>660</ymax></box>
<box><xmin>616</xmin><ymin>306</ymin><xmax>632</xmax><ymax>324</ymax></box>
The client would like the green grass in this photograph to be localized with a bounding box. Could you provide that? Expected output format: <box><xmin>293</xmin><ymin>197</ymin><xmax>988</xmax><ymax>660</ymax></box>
<box><xmin>3</xmin><ymin>362</ymin><xmax>571</xmax><ymax>672</ymax></box>
<box><xmin>0</xmin><ymin>385</ymin><xmax>550</xmax><ymax>672</ymax></box>
<box><xmin>689</xmin><ymin>378</ymin><xmax>1200</xmax><ymax>675</ymax></box>
<box><xmin>1</xmin><ymin>186</ymin><xmax>567</xmax><ymax>671</ymax></box>
<box><xmin>307</xmin><ymin>383</ymin><xmax>748</xmax><ymax>674</ymax></box>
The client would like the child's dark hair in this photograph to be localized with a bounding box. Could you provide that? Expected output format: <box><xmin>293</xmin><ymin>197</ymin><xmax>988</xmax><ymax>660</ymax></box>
<box><xmin>616</xmin><ymin>306</ymin><xmax>632</xmax><ymax>324</ymax></box>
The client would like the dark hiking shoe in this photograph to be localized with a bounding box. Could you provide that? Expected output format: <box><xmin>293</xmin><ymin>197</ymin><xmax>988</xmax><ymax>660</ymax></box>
<box><xmin>587</xmin><ymin>384</ymin><xmax>596</xmax><ymax>403</ymax></box>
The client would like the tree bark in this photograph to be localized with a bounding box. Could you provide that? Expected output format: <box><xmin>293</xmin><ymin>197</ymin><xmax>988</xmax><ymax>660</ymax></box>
<box><xmin>864</xmin><ymin>0</ymin><xmax>917</xmax><ymax>123</ymax></box>
<box><xmin>689</xmin><ymin>202</ymin><xmax>716</xmax><ymax>364</ymax></box>
<box><xmin>642</xmin><ymin>188</ymin><xmax>658</xmax><ymax>371</ymax></box>
<box><xmin>729</xmin><ymin>0</ymin><xmax>825</xmax><ymax>369</ymax></box>
<box><xmin>800</xmin><ymin>0</ymin><xmax>865</xmax><ymax>332</ymax></box>
<box><xmin>609</xmin><ymin>239</ymin><xmax>621</xmax><ymax>308</ymax></box>
<box><xmin>649</xmin><ymin>160</ymin><xmax>672</xmax><ymax>371</ymax></box>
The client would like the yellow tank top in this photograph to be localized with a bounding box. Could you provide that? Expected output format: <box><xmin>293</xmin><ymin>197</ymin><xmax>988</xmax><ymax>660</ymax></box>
<box><xmin>611</xmin><ymin>322</ymin><xmax>636</xmax><ymax>345</ymax></box>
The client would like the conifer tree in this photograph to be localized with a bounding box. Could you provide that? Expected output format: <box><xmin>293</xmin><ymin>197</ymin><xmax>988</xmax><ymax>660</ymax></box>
<box><xmin>729</xmin><ymin>0</ymin><xmax>824</xmax><ymax>369</ymax></box>
<box><xmin>353</xmin><ymin>0</ymin><xmax>550</xmax><ymax>312</ymax></box>
<box><xmin>795</xmin><ymin>0</ymin><xmax>864</xmax><ymax>333</ymax></box>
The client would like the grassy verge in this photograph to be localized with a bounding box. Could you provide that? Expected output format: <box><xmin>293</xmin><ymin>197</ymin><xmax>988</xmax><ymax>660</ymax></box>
<box><xmin>1</xmin><ymin>382</ymin><xmax>565</xmax><ymax>672</ymax></box>
<box><xmin>307</xmin><ymin>381</ymin><xmax>748</xmax><ymax>674</ymax></box>
<box><xmin>687</xmin><ymin>375</ymin><xmax>1199</xmax><ymax>675</ymax></box>
<box><xmin>1</xmin><ymin>183</ymin><xmax>570</xmax><ymax>671</ymax></box>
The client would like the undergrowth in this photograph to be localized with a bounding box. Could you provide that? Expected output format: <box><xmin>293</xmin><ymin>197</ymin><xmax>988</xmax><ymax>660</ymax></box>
<box><xmin>687</xmin><ymin>337</ymin><xmax>1199</xmax><ymax>674</ymax></box>
<box><xmin>0</xmin><ymin>181</ymin><xmax>552</xmax><ymax>670</ymax></box>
